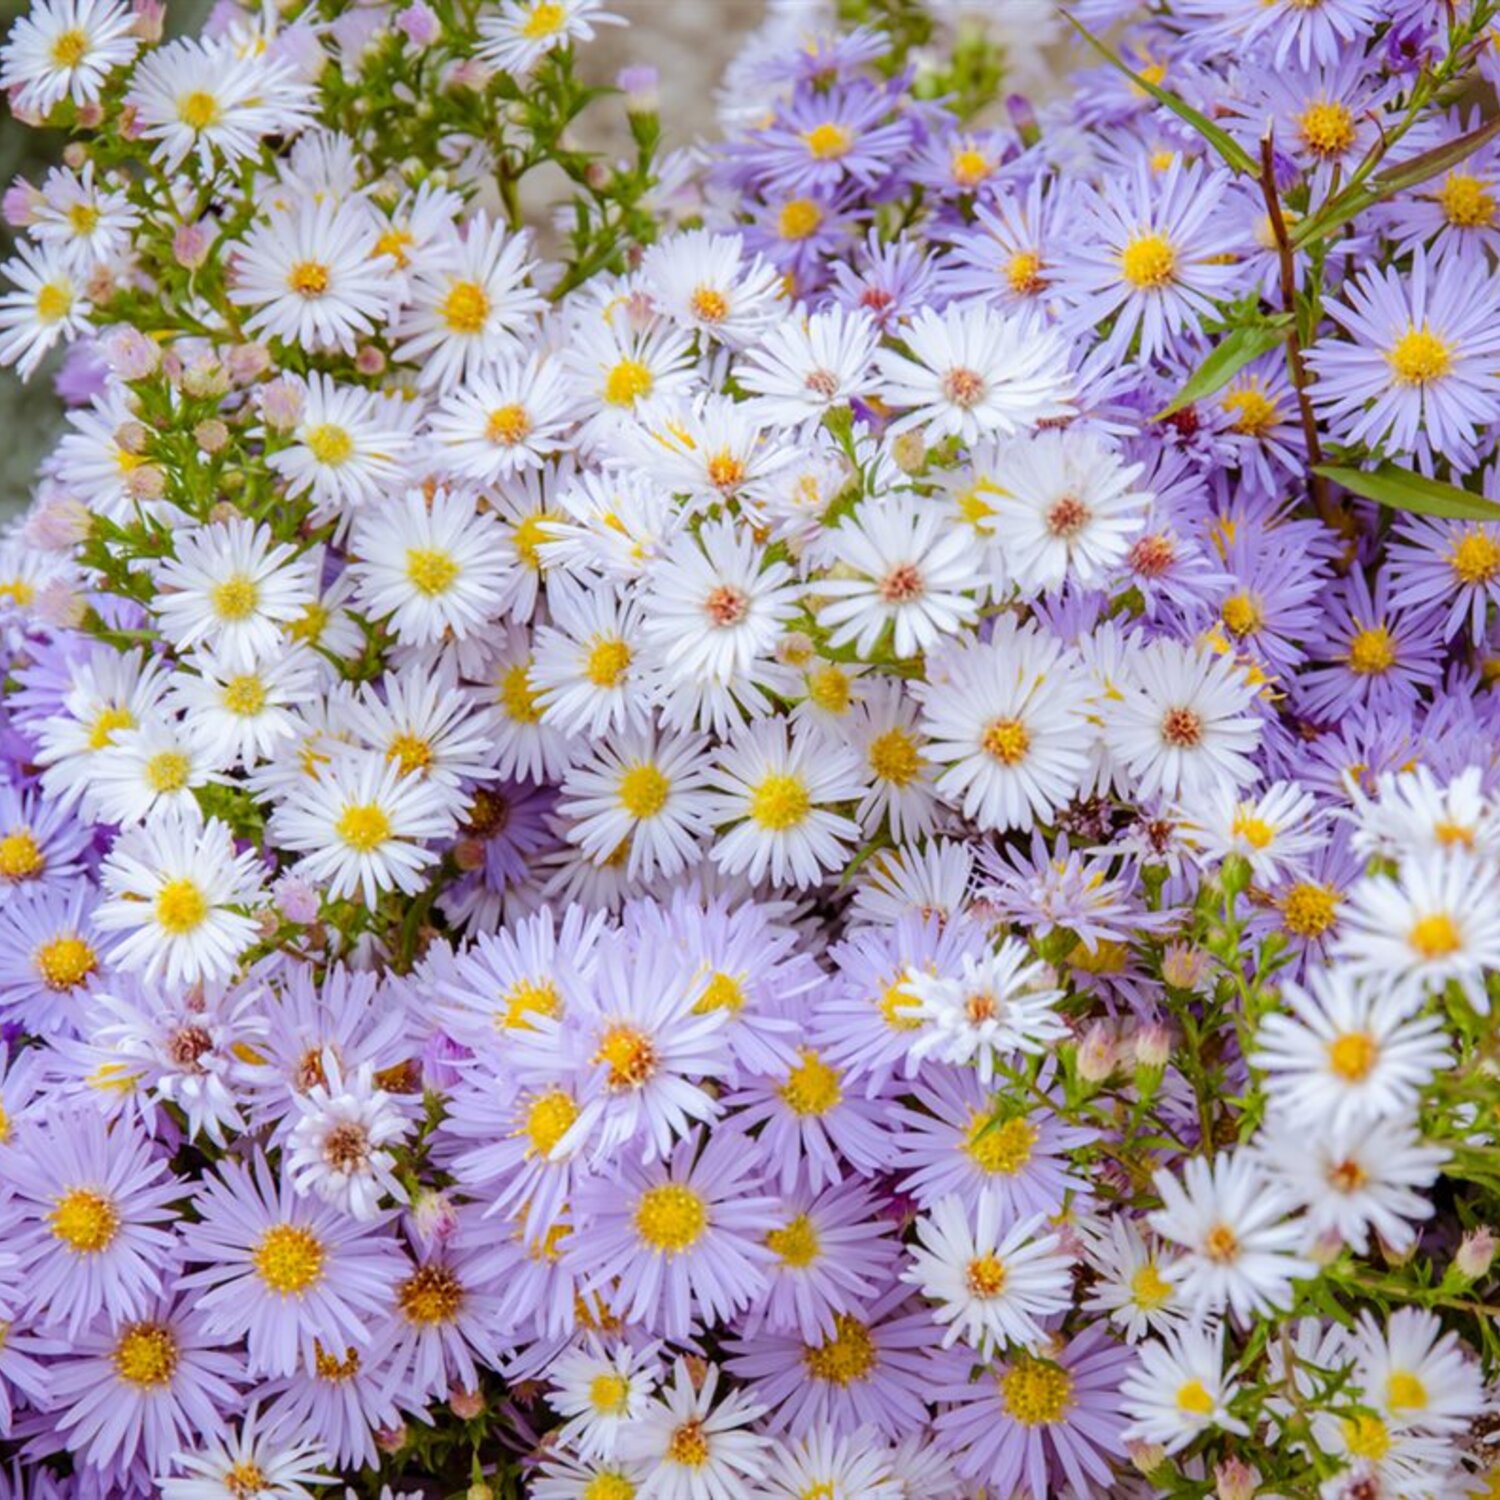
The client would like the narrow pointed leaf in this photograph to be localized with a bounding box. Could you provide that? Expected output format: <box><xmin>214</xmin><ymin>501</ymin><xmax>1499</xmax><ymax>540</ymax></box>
<box><xmin>1152</xmin><ymin>319</ymin><xmax>1291</xmax><ymax>421</ymax></box>
<box><xmin>1315</xmin><ymin>463</ymin><xmax>1500</xmax><ymax>520</ymax></box>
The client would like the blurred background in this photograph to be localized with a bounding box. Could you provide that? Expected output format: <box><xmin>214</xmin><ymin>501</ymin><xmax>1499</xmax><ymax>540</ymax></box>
<box><xmin>0</xmin><ymin>0</ymin><xmax>768</xmax><ymax>518</ymax></box>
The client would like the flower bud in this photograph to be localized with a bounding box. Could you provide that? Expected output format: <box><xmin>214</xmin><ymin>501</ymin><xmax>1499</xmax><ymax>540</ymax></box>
<box><xmin>173</xmin><ymin>219</ymin><xmax>215</xmax><ymax>269</ymax></box>
<box><xmin>1127</xmin><ymin>1438</ymin><xmax>1167</xmax><ymax>1475</ymax></box>
<box><xmin>890</xmin><ymin>428</ymin><xmax>927</xmax><ymax>473</ymax></box>
<box><xmin>76</xmin><ymin>101</ymin><xmax>104</xmax><ymax>128</ymax></box>
<box><xmin>1132</xmin><ymin>1020</ymin><xmax>1171</xmax><ymax>1070</ymax></box>
<box><xmin>62</xmin><ymin>142</ymin><xmax>89</xmax><ymax>170</ymax></box>
<box><xmin>617</xmin><ymin>65</ymin><xmax>659</xmax><ymax>114</ymax></box>
<box><xmin>3</xmin><ymin>179</ymin><xmax>42</xmax><ymax>228</ymax></box>
<box><xmin>1457</xmin><ymin>1226</ymin><xmax>1495</xmax><ymax>1281</ymax></box>
<box><xmin>396</xmin><ymin>0</ymin><xmax>439</xmax><ymax>46</ymax></box>
<box><xmin>22</xmin><ymin>493</ymin><xmax>91</xmax><ymax>550</ymax></box>
<box><xmin>1076</xmin><ymin>1021</ymin><xmax>1118</xmax><ymax>1083</ymax></box>
<box><xmin>373</xmin><ymin>1423</ymin><xmax>408</xmax><ymax>1454</ymax></box>
<box><xmin>104</xmin><ymin>325</ymin><xmax>160</xmax><ymax>380</ymax></box>
<box><xmin>354</xmin><ymin>344</ymin><xmax>386</xmax><ymax>377</ymax></box>
<box><xmin>194</xmin><ymin>419</ymin><xmax>229</xmax><ymax>454</ymax></box>
<box><xmin>412</xmin><ymin>1188</ymin><xmax>460</xmax><ymax>1246</ymax></box>
<box><xmin>259</xmin><ymin>378</ymin><xmax>306</xmax><ymax>431</ymax></box>
<box><xmin>34</xmin><ymin>582</ymin><xmax>87</xmax><ymax>630</ymax></box>
<box><xmin>225</xmin><ymin>342</ymin><xmax>272</xmax><ymax>385</ymax></box>
<box><xmin>124</xmin><ymin>465</ymin><xmax>166</xmax><ymax>502</ymax></box>
<box><xmin>1215</xmin><ymin>1457</ymin><xmax>1258</xmax><ymax>1500</ymax></box>
<box><xmin>132</xmin><ymin>0</ymin><xmax>165</xmax><ymax>42</ymax></box>
<box><xmin>273</xmin><ymin>875</ymin><xmax>320</xmax><ymax>926</ymax></box>
<box><xmin>1161</xmin><ymin>942</ymin><xmax>1210</xmax><ymax>992</ymax></box>
<box><xmin>449</xmin><ymin>1383</ymin><xmax>484</xmax><ymax>1420</ymax></box>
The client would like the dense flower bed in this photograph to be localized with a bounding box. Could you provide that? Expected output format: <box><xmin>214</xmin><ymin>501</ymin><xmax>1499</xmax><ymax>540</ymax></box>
<box><xmin>3</xmin><ymin>0</ymin><xmax>1500</xmax><ymax>1495</ymax></box>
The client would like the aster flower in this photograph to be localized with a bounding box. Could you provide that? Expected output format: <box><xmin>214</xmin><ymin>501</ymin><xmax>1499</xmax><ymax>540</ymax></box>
<box><xmin>158</xmin><ymin>1405</ymin><xmax>334</xmax><ymax>1500</ymax></box>
<box><xmin>475</xmin><ymin>0</ymin><xmax>622</xmax><ymax>75</ymax></box>
<box><xmin>734</xmin><ymin>305</ymin><xmax>881</xmax><ymax>425</ymax></box>
<box><xmin>0</xmin><ymin>0</ymin><xmax>138</xmax><ymax>116</ymax></box>
<box><xmin>0</xmin><ymin>239</ymin><xmax>92</xmax><ymax>380</ymax></box>
<box><xmin>1120</xmin><ymin>1321</ymin><xmax>1249</xmax><ymax>1455</ymax></box>
<box><xmin>0</xmin><ymin>782</ymin><xmax>92</xmax><ymax>893</ymax></box>
<box><xmin>640</xmin><ymin>229</ymin><xmax>784</xmax><ymax>348</ymax></box>
<box><xmin>1387</xmin><ymin>512</ymin><xmax>1500</xmax><ymax>643</ymax></box>
<box><xmin>1351</xmin><ymin>1306</ymin><xmax>1486</xmax><ymax>1437</ymax></box>
<box><xmin>544</xmin><ymin>1336</ymin><xmax>660</xmax><ymax>1461</ymax></box>
<box><xmin>1078</xmin><ymin>1212</ymin><xmax>1184</xmax><ymax>1343</ymax></box>
<box><xmin>0</xmin><ymin>879</ymin><xmax>105</xmax><ymax>1031</ymax></box>
<box><xmin>428</xmin><ymin>352</ymin><xmax>578</xmax><ymax>482</ymax></box>
<box><xmin>760</xmin><ymin>1424</ymin><xmax>903</xmax><ymax>1500</ymax></box>
<box><xmin>286</xmin><ymin>1058</ymin><xmax>413</xmax><ymax>1220</ymax></box>
<box><xmin>530</xmin><ymin>572</ymin><xmax>650</xmax><ymax>739</ymax></box>
<box><xmin>180</xmin><ymin>1152</ymin><xmax>405</xmax><ymax>1379</ymax></box>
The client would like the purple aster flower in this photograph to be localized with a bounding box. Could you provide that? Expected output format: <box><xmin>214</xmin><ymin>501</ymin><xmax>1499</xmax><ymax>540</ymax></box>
<box><xmin>725</xmin><ymin>1284</ymin><xmax>968</xmax><ymax>1439</ymax></box>
<box><xmin>938</xmin><ymin>174</ymin><xmax>1073</xmax><ymax>313</ymax></box>
<box><xmin>893</xmin><ymin>1063</ymin><xmax>1096</xmax><ymax>1218</ymax></box>
<box><xmin>7</xmin><ymin>1108</ymin><xmax>180</xmax><ymax>1338</ymax></box>
<box><xmin>744</xmin><ymin>22</ymin><xmax>889</xmax><ymax>87</ymax></box>
<box><xmin>1057</xmin><ymin>158</ymin><xmax>1244</xmax><ymax>364</ymax></box>
<box><xmin>1198</xmin><ymin>349</ymin><xmax>1306</xmax><ymax>499</ymax></box>
<box><xmin>740</xmin><ymin>1178</ymin><xmax>903</xmax><ymax>1344</ymax></box>
<box><xmin>1181</xmin><ymin>0</ymin><xmax>1384</xmax><ymax>69</ymax></box>
<box><xmin>45</xmin><ymin>1295</ymin><xmax>240</xmax><ymax>1487</ymax></box>
<box><xmin>1387</xmin><ymin>511</ymin><xmax>1500</xmax><ymax>643</ymax></box>
<box><xmin>0</xmin><ymin>879</ymin><xmax>106</xmax><ymax>1034</ymax></box>
<box><xmin>179</xmin><ymin>1152</ymin><xmax>406</xmax><ymax>1378</ymax></box>
<box><xmin>568</xmin><ymin>1124</ymin><xmax>777</xmax><ymax>1340</ymax></box>
<box><xmin>260</xmin><ymin>1335</ymin><xmax>407</xmax><ymax>1470</ymax></box>
<box><xmin>907</xmin><ymin>125</ymin><xmax>1019</xmax><ymax>203</ymax></box>
<box><xmin>741</xmin><ymin>186</ymin><xmax>863</xmax><ymax>293</ymax></box>
<box><xmin>1244</xmin><ymin>825</ymin><xmax>1364</xmax><ymax>977</ymax></box>
<box><xmin>0</xmin><ymin>784</ymin><xmax>91</xmax><ymax>895</ymax></box>
<box><xmin>1297</xmin><ymin>703</ymin><xmax>1422</xmax><ymax>804</ymax></box>
<box><xmin>827</xmin><ymin>232</ymin><xmax>944</xmax><ymax>334</ymax></box>
<box><xmin>1309</xmin><ymin>245</ymin><xmax>1500</xmax><ymax>474</ymax></box>
<box><xmin>1384</xmin><ymin>108</ymin><xmax>1500</xmax><ymax>262</ymax></box>
<box><xmin>437</xmin><ymin>778</ymin><xmax>559</xmax><ymax>933</ymax></box>
<box><xmin>933</xmin><ymin>1325</ymin><xmax>1133</xmax><ymax>1498</ymax></box>
<box><xmin>1295</xmin><ymin>567</ymin><xmax>1446</xmax><ymax>722</ymax></box>
<box><xmin>1208</xmin><ymin>527</ymin><xmax>1331</xmax><ymax>676</ymax></box>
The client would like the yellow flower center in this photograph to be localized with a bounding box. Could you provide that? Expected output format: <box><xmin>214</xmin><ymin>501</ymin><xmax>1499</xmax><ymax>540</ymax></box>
<box><xmin>1327</xmin><ymin>1030</ymin><xmax>1378</xmax><ymax>1082</ymax></box>
<box><xmin>804</xmin><ymin>1314</ymin><xmax>876</xmax><ymax>1385</ymax></box>
<box><xmin>1343</xmin><ymin>1414</ymin><xmax>1392</xmax><ymax>1461</ymax></box>
<box><xmin>1119</xmin><ymin>232</ymin><xmax>1177</xmax><ymax>290</ymax></box>
<box><xmin>406</xmin><ymin>547</ymin><xmax>460</xmax><ymax>597</ymax></box>
<box><xmin>0</xmin><ymin>830</ymin><xmax>44</xmax><ymax>882</ymax></box>
<box><xmin>618</xmin><ymin>763</ymin><xmax>670</xmax><ymax>818</ymax></box>
<box><xmin>499</xmin><ymin>661</ymin><xmax>542</xmax><ymax>722</ymax></box>
<box><xmin>1388</xmin><ymin>324</ymin><xmax>1454</xmax><ymax>386</ymax></box>
<box><xmin>778</xmin><ymin>198</ymin><xmax>823</xmax><ymax>240</ymax></box>
<box><xmin>145</xmin><ymin>749</ymin><xmax>192</xmax><ymax>792</ymax></box>
<box><xmin>1000</xmin><ymin>1357</ymin><xmax>1073</xmax><ymax>1425</ymax></box>
<box><xmin>665</xmin><ymin>1419</ymin><xmax>710</xmax><ymax>1468</ymax></box>
<box><xmin>287</xmin><ymin>260</ymin><xmax>330</xmax><ymax>297</ymax></box>
<box><xmin>965</xmin><ymin>1114</ymin><xmax>1038</xmax><ymax>1174</ymax></box>
<box><xmin>1006</xmin><ymin>249</ymin><xmax>1045</xmax><ymax>296</ymax></box>
<box><xmin>589</xmin><ymin>1371</ymin><xmax>631</xmax><ymax>1414</ymax></box>
<box><xmin>1345</xmin><ymin>624</ymin><xmax>1396</xmax><ymax>675</ymax></box>
<box><xmin>749</xmin><ymin>771</ymin><xmax>811</xmax><ymax>831</ymax></box>
<box><xmin>1176</xmin><ymin>1379</ymin><xmax>1215</xmax><ymax>1416</ymax></box>
<box><xmin>114</xmin><ymin>1323</ymin><xmax>178</xmax><ymax>1387</ymax></box>
<box><xmin>222</xmin><ymin>674</ymin><xmax>267</xmax><ymax>715</ymax></box>
<box><xmin>305</xmin><ymin>423</ymin><xmax>353</xmax><ymax>465</ymax></box>
<box><xmin>766</xmin><ymin>1212</ymin><xmax>820</xmax><ymax>1268</ymax></box>
<box><xmin>951</xmin><ymin>146</ymin><xmax>991</xmax><ymax>188</ymax></box>
<box><xmin>513</xmin><ymin>511</ymin><xmax>553</xmax><ymax>570</ymax></box>
<box><xmin>1438</xmin><ymin>172</ymin><xmax>1496</xmax><ymax>228</ymax></box>
<box><xmin>385</xmin><ymin>733</ymin><xmax>432</xmax><ymax>777</ymax></box>
<box><xmin>35</xmin><ymin>933</ymin><xmax>97</xmax><ymax>991</ymax></box>
<box><xmin>441</xmin><ymin>280</ymin><xmax>491</xmax><ymax>334</ymax></box>
<box><xmin>878</xmin><ymin>976</ymin><xmax>922</xmax><ymax>1030</ymax></box>
<box><xmin>584</xmin><ymin>637</ymin><xmax>632</xmax><ymax>687</ymax></box>
<box><xmin>965</xmin><ymin>1252</ymin><xmax>1008</xmax><ymax>1297</ymax></box>
<box><xmin>373</xmin><ymin>227</ymin><xmax>415</xmax><ymax>266</ymax></box>
<box><xmin>501</xmin><ymin>977</ymin><xmax>560</xmax><ymax>1028</ymax></box>
<box><xmin>982</xmin><ymin>717</ymin><xmax>1030</xmax><ymax>765</ymax></box>
<box><xmin>1203</xmin><ymin>1223</ymin><xmax>1240</xmax><ymax>1262</ymax></box>
<box><xmin>51</xmin><ymin>1188</ymin><xmax>119</xmax><ymax>1252</ymax></box>
<box><xmin>177</xmin><ymin>90</ymin><xmax>221</xmax><ymax>130</ymax></box>
<box><xmin>210</xmin><ymin>574</ymin><xmax>258</xmax><ymax>622</ymax></box>
<box><xmin>780</xmin><ymin>1049</ymin><xmax>842</xmax><ymax>1116</ymax></box>
<box><xmin>1451</xmin><ymin>529</ymin><xmax>1500</xmax><ymax>586</ymax></box>
<box><xmin>1220</xmin><ymin>591</ymin><xmax>1262</xmax><ymax>637</ymax></box>
<box><xmin>803</xmin><ymin>122</ymin><xmax>852</xmax><ymax>160</ymax></box>
<box><xmin>603</xmin><ymin>358</ymin><xmax>653</xmax><ymax>406</ymax></box>
<box><xmin>1131</xmin><ymin>1260</ymin><xmax>1173</xmax><ymax>1309</ymax></box>
<box><xmin>1409</xmin><ymin>912</ymin><xmax>1461</xmax><ymax>959</ymax></box>
<box><xmin>1223</xmin><ymin>384</ymin><xmax>1279</xmax><ymax>436</ymax></box>
<box><xmin>1386</xmin><ymin>1370</ymin><xmax>1428</xmax><ymax>1412</ymax></box>
<box><xmin>1298</xmin><ymin>100</ymin><xmax>1356</xmax><ymax>157</ymax></box>
<box><xmin>67</xmin><ymin>202</ymin><xmax>101</xmax><ymax>235</ymax></box>
<box><xmin>253</xmin><ymin>1224</ymin><xmax>325</xmax><ymax>1295</ymax></box>
<box><xmin>1230</xmin><ymin>811</ymin><xmax>1276</xmax><ymax>850</ymax></box>
<box><xmin>867</xmin><ymin>727</ymin><xmax>921</xmax><ymax>786</ymax></box>
<box><xmin>35</xmin><ymin>281</ymin><xmax>73</xmax><ymax>322</ymax></box>
<box><xmin>399</xmin><ymin>1264</ymin><xmax>464</xmax><ymax>1325</ymax></box>
<box><xmin>223</xmin><ymin>1463</ymin><xmax>269</xmax><ymax>1499</ymax></box>
<box><xmin>486</xmin><ymin>404</ymin><xmax>532</xmax><ymax>446</ymax></box>
<box><xmin>335</xmin><ymin>802</ymin><xmax>392</xmax><ymax>853</ymax></box>
<box><xmin>1283</xmin><ymin>882</ymin><xmax>1339</xmax><ymax>937</ymax></box>
<box><xmin>155</xmin><ymin>878</ymin><xmax>208</xmax><ymax>935</ymax></box>
<box><xmin>634</xmin><ymin>1183</ymin><xmax>708</xmax><ymax>1254</ymax></box>
<box><xmin>523</xmin><ymin>1089</ymin><xmax>579</xmax><ymax>1156</ymax></box>
<box><xmin>595</xmin><ymin>1023</ymin><xmax>657</xmax><ymax>1088</ymax></box>
<box><xmin>690</xmin><ymin>286</ymin><xmax>729</xmax><ymax>323</ymax></box>
<box><xmin>50</xmin><ymin>28</ymin><xmax>90</xmax><ymax>66</ymax></box>
<box><xmin>583</xmin><ymin>1475</ymin><xmax>635</xmax><ymax>1500</ymax></box>
<box><xmin>88</xmin><ymin>704</ymin><xmax>135</xmax><ymax>750</ymax></box>
<box><xmin>521</xmin><ymin>0</ymin><xmax>567</xmax><ymax>38</ymax></box>
<box><xmin>694</xmin><ymin>971</ymin><xmax>746</xmax><ymax>1014</ymax></box>
<box><xmin>806</xmin><ymin>665</ymin><xmax>852</xmax><ymax>715</ymax></box>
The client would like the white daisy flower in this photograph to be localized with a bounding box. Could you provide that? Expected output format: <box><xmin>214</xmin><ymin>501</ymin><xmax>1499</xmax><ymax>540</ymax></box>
<box><xmin>545</xmin><ymin>1337</ymin><xmax>660</xmax><ymax>1462</ymax></box>
<box><xmin>286</xmin><ymin>1057</ymin><xmax>412</xmax><ymax>1220</ymax></box>
<box><xmin>902</xmin><ymin>938</ymin><xmax>1069</xmax><ymax>1084</ymax></box>
<box><xmin>557</xmin><ymin>724</ymin><xmax>715</xmax><ymax>881</ymax></box>
<box><xmin>393</xmin><ymin>214</ymin><xmax>544</xmax><ymax>391</ymax></box>
<box><xmin>817</xmin><ymin>494</ymin><xmax>982</xmax><ymax>660</ymax></box>
<box><xmin>30</xmin><ymin>162</ymin><xmax>139</xmax><ymax>274</ymax></box>
<box><xmin>124</xmin><ymin>36</ymin><xmax>317</xmax><ymax>174</ymax></box>
<box><xmin>472</xmin><ymin>622</ymin><xmax>575</xmax><ymax>783</ymax></box>
<box><xmin>349</xmin><ymin>488</ymin><xmax>511</xmax><ymax>647</ymax></box>
<box><xmin>487</xmin><ymin>460</ymin><xmax>572</xmax><ymax>623</ymax></box>
<box><xmin>991</xmin><ymin>428</ymin><xmax>1152</xmax><ymax>594</ymax></box>
<box><xmin>1254</xmin><ymin>1115</ymin><xmax>1446</xmax><ymax>1255</ymax></box>
<box><xmin>475</xmin><ymin>0</ymin><xmax>623</xmax><ymax>75</ymax></box>
<box><xmin>152</xmin><ymin>519</ymin><xmax>318</xmax><ymax>672</ymax></box>
<box><xmin>1347</xmin><ymin>764</ymin><xmax>1500</xmax><ymax>863</ymax></box>
<box><xmin>559</xmin><ymin>300</ymin><xmax>699</xmax><ymax>443</ymax></box>
<box><xmin>913</xmin><ymin>617</ymin><xmax>1093</xmax><ymax>833</ymax></box>
<box><xmin>840</xmin><ymin>677</ymin><xmax>939</xmax><ymax>843</ymax></box>
<box><xmin>846</xmin><ymin>837</ymin><xmax>974</xmax><ymax>928</ymax></box>
<box><xmin>735</xmin><ymin>305</ymin><xmax>881</xmax><ymax>426</ymax></box>
<box><xmin>269</xmin><ymin>373</ymin><xmax>416</xmax><ymax>517</ymax></box>
<box><xmin>159</xmin><ymin>1405</ymin><xmax>333</xmax><ymax>1500</ymax></box>
<box><xmin>1251</xmin><ymin>969</ymin><xmax>1451</xmax><ymax>1131</ymax></box>
<box><xmin>0</xmin><ymin>0</ymin><xmax>138</xmax><ymax>116</ymax></box>
<box><xmin>903</xmin><ymin>1194</ymin><xmax>1073</xmax><ymax>1353</ymax></box>
<box><xmin>641</xmin><ymin>228</ymin><xmax>784</xmax><ymax>348</ymax></box>
<box><xmin>1335</xmin><ymin>849</ymin><xmax>1500</xmax><ymax>1013</ymax></box>
<box><xmin>1104</xmin><ymin>638</ymin><xmax>1263</xmax><ymax>802</ymax></box>
<box><xmin>1120</xmin><ymin>1322</ymin><xmax>1249</xmax><ymax>1455</ymax></box>
<box><xmin>428</xmin><ymin>351</ymin><xmax>576</xmax><ymax>484</ymax></box>
<box><xmin>872</xmin><ymin>299</ymin><xmax>1074</xmax><ymax>444</ymax></box>
<box><xmin>345</xmin><ymin>666</ymin><xmax>499</xmax><ymax>789</ymax></box>
<box><xmin>530</xmin><ymin>573</ymin><xmax>650</xmax><ymax>739</ymax></box>
<box><xmin>0</xmin><ymin>239</ymin><xmax>91</xmax><ymax>380</ymax></box>
<box><xmin>617</xmin><ymin>1357</ymin><xmax>772</xmax><ymax>1496</ymax></box>
<box><xmin>1177</xmin><ymin>778</ymin><xmax>1325</xmax><ymax>883</ymax></box>
<box><xmin>270</xmin><ymin>748</ymin><xmax>460</xmax><ymax>906</ymax></box>
<box><xmin>95</xmin><ymin>812</ymin><xmax>264</xmax><ymax>986</ymax></box>
<box><xmin>85</xmin><ymin>718</ymin><xmax>228</xmax><ymax>828</ymax></box>
<box><xmin>640</xmin><ymin>518</ymin><xmax>800</xmax><ymax>735</ymax></box>
<box><xmin>1352</xmin><ymin>1306</ymin><xmax>1486</xmax><ymax>1437</ymax></box>
<box><xmin>1078</xmin><ymin>1213</ymin><xmax>1183</xmax><ymax>1343</ymax></box>
<box><xmin>165</xmin><ymin>645</ymin><xmax>323</xmax><ymax>769</ymax></box>
<box><xmin>626</xmin><ymin>393</ymin><xmax>796</xmax><ymax>512</ymax></box>
<box><xmin>53</xmin><ymin>381</ymin><xmax>153</xmax><ymax>523</ymax></box>
<box><xmin>230</xmin><ymin>195</ymin><xmax>400</xmax><ymax>355</ymax></box>
<box><xmin>1148</xmin><ymin>1149</ymin><xmax>1315</xmax><ymax>1322</ymax></box>
<box><xmin>760</xmin><ymin>1424</ymin><xmax>903</xmax><ymax>1500</ymax></box>
<box><xmin>704</xmin><ymin>718</ymin><xmax>867</xmax><ymax>889</ymax></box>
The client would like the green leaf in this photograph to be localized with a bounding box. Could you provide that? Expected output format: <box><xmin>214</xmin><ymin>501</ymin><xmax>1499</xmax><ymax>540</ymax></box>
<box><xmin>1293</xmin><ymin>114</ymin><xmax>1500</xmax><ymax>248</ymax></box>
<box><xmin>1315</xmin><ymin>463</ymin><xmax>1500</xmax><ymax>520</ymax></box>
<box><xmin>1059</xmin><ymin>11</ymin><xmax>1258</xmax><ymax>177</ymax></box>
<box><xmin>1151</xmin><ymin>318</ymin><xmax>1291</xmax><ymax>420</ymax></box>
